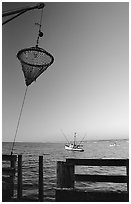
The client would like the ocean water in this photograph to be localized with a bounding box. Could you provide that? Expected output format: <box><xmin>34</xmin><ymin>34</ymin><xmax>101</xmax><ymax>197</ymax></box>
<box><xmin>2</xmin><ymin>139</ymin><xmax>129</xmax><ymax>201</ymax></box>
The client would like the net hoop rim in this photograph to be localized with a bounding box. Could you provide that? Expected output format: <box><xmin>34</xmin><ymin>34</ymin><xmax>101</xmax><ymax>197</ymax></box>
<box><xmin>17</xmin><ymin>46</ymin><xmax>54</xmax><ymax>67</ymax></box>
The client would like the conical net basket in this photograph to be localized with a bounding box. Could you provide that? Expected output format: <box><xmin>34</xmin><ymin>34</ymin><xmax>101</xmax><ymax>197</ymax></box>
<box><xmin>17</xmin><ymin>46</ymin><xmax>54</xmax><ymax>86</ymax></box>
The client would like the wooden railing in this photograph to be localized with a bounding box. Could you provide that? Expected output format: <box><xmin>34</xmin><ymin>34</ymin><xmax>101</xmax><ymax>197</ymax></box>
<box><xmin>56</xmin><ymin>158</ymin><xmax>129</xmax><ymax>201</ymax></box>
<box><xmin>2</xmin><ymin>155</ymin><xmax>17</xmax><ymax>199</ymax></box>
<box><xmin>67</xmin><ymin>158</ymin><xmax>129</xmax><ymax>191</ymax></box>
<box><xmin>2</xmin><ymin>154</ymin><xmax>44</xmax><ymax>201</ymax></box>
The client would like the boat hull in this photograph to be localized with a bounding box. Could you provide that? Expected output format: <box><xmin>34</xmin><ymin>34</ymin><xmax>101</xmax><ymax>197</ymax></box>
<box><xmin>65</xmin><ymin>145</ymin><xmax>84</xmax><ymax>152</ymax></box>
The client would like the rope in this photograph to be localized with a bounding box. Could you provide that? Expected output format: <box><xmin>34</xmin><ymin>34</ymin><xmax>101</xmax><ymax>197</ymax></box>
<box><xmin>11</xmin><ymin>86</ymin><xmax>28</xmax><ymax>155</ymax></box>
<box><xmin>36</xmin><ymin>7</ymin><xmax>44</xmax><ymax>47</ymax></box>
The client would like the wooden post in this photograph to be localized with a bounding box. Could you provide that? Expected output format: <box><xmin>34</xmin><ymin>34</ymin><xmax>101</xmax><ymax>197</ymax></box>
<box><xmin>39</xmin><ymin>156</ymin><xmax>43</xmax><ymax>201</ymax></box>
<box><xmin>10</xmin><ymin>155</ymin><xmax>16</xmax><ymax>197</ymax></box>
<box><xmin>17</xmin><ymin>155</ymin><xmax>22</xmax><ymax>199</ymax></box>
<box><xmin>57</xmin><ymin>161</ymin><xmax>74</xmax><ymax>188</ymax></box>
<box><xmin>10</xmin><ymin>156</ymin><xmax>16</xmax><ymax>168</ymax></box>
<box><xmin>126</xmin><ymin>159</ymin><xmax>129</xmax><ymax>193</ymax></box>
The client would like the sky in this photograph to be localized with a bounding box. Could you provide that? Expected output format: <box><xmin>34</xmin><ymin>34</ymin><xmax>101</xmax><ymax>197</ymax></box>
<box><xmin>2</xmin><ymin>2</ymin><xmax>129</xmax><ymax>143</ymax></box>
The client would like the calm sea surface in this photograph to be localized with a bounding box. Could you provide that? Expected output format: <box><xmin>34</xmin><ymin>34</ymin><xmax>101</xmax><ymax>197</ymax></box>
<box><xmin>2</xmin><ymin>139</ymin><xmax>129</xmax><ymax>201</ymax></box>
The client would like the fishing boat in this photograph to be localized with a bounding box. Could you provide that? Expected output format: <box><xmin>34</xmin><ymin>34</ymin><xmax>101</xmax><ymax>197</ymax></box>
<box><xmin>65</xmin><ymin>132</ymin><xmax>84</xmax><ymax>152</ymax></box>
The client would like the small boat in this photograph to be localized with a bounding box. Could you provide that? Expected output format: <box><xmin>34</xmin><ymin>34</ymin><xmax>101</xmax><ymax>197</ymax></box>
<box><xmin>109</xmin><ymin>142</ymin><xmax>117</xmax><ymax>147</ymax></box>
<box><xmin>65</xmin><ymin>132</ymin><xmax>84</xmax><ymax>152</ymax></box>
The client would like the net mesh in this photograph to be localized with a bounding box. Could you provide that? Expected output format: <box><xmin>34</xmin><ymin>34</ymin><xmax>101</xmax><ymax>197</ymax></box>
<box><xmin>17</xmin><ymin>46</ymin><xmax>54</xmax><ymax>86</ymax></box>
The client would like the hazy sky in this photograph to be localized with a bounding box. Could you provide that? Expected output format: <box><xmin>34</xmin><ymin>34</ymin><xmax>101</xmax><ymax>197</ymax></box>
<box><xmin>2</xmin><ymin>2</ymin><xmax>129</xmax><ymax>142</ymax></box>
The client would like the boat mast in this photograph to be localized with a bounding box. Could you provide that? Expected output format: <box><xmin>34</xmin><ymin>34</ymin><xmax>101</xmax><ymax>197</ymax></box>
<box><xmin>74</xmin><ymin>132</ymin><xmax>76</xmax><ymax>146</ymax></box>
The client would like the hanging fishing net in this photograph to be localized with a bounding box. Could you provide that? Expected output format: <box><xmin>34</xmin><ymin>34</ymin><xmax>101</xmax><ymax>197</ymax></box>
<box><xmin>17</xmin><ymin>46</ymin><xmax>54</xmax><ymax>86</ymax></box>
<box><xmin>10</xmin><ymin>3</ymin><xmax>54</xmax><ymax>155</ymax></box>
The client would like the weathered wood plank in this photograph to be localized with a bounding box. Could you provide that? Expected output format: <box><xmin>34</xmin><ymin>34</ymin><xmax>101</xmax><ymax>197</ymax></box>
<box><xmin>17</xmin><ymin>155</ymin><xmax>22</xmax><ymax>199</ymax></box>
<box><xmin>66</xmin><ymin>158</ymin><xmax>129</xmax><ymax>166</ymax></box>
<box><xmin>2</xmin><ymin>167</ymin><xmax>15</xmax><ymax>176</ymax></box>
<box><xmin>39</xmin><ymin>155</ymin><xmax>43</xmax><ymax>201</ymax></box>
<box><xmin>2</xmin><ymin>155</ymin><xmax>17</xmax><ymax>162</ymax></box>
<box><xmin>75</xmin><ymin>174</ymin><xmax>128</xmax><ymax>183</ymax></box>
<box><xmin>126</xmin><ymin>160</ymin><xmax>129</xmax><ymax>192</ymax></box>
<box><xmin>57</xmin><ymin>161</ymin><xmax>74</xmax><ymax>188</ymax></box>
<box><xmin>55</xmin><ymin>188</ymin><xmax>129</xmax><ymax>202</ymax></box>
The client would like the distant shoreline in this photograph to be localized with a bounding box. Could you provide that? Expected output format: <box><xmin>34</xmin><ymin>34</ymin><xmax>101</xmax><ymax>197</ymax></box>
<box><xmin>2</xmin><ymin>138</ymin><xmax>129</xmax><ymax>144</ymax></box>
